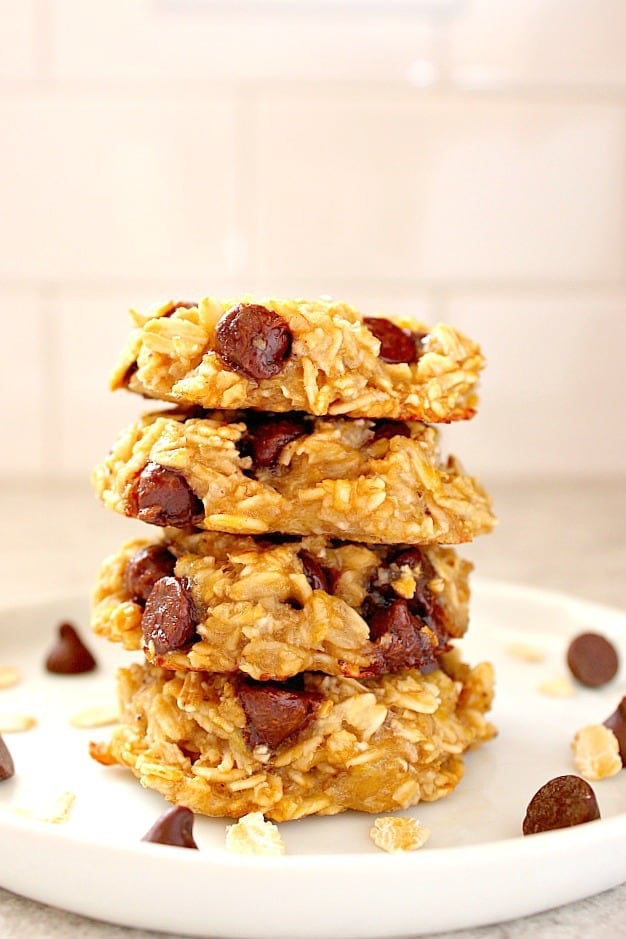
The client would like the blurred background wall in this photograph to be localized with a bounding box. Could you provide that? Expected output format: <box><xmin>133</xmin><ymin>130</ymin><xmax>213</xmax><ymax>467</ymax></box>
<box><xmin>0</xmin><ymin>0</ymin><xmax>624</xmax><ymax>483</ymax></box>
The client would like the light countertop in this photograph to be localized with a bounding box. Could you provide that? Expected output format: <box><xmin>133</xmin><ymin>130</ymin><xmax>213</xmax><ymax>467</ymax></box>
<box><xmin>0</xmin><ymin>476</ymin><xmax>624</xmax><ymax>939</ymax></box>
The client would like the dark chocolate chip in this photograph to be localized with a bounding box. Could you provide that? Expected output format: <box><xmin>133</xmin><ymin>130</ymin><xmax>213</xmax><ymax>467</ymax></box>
<box><xmin>566</xmin><ymin>632</ymin><xmax>619</xmax><ymax>688</ymax></box>
<box><xmin>125</xmin><ymin>545</ymin><xmax>177</xmax><ymax>604</ymax></box>
<box><xmin>45</xmin><ymin>623</ymin><xmax>97</xmax><ymax>674</ymax></box>
<box><xmin>604</xmin><ymin>696</ymin><xmax>626</xmax><ymax>766</ymax></box>
<box><xmin>522</xmin><ymin>775</ymin><xmax>601</xmax><ymax>835</ymax></box>
<box><xmin>215</xmin><ymin>303</ymin><xmax>292</xmax><ymax>380</ymax></box>
<box><xmin>246</xmin><ymin>415</ymin><xmax>307</xmax><ymax>467</ymax></box>
<box><xmin>364</xmin><ymin>317</ymin><xmax>419</xmax><ymax>365</ymax></box>
<box><xmin>299</xmin><ymin>551</ymin><xmax>331</xmax><ymax>593</ymax></box>
<box><xmin>239</xmin><ymin>680</ymin><xmax>320</xmax><ymax>750</ymax></box>
<box><xmin>371</xmin><ymin>419</ymin><xmax>411</xmax><ymax>441</ymax></box>
<box><xmin>129</xmin><ymin>463</ymin><xmax>205</xmax><ymax>528</ymax></box>
<box><xmin>0</xmin><ymin>735</ymin><xmax>15</xmax><ymax>782</ymax></box>
<box><xmin>141</xmin><ymin>576</ymin><xmax>198</xmax><ymax>655</ymax></box>
<box><xmin>365</xmin><ymin>599</ymin><xmax>442</xmax><ymax>675</ymax></box>
<box><xmin>141</xmin><ymin>806</ymin><xmax>198</xmax><ymax>848</ymax></box>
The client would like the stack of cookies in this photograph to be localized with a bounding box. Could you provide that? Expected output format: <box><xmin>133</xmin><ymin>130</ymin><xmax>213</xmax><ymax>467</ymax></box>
<box><xmin>90</xmin><ymin>297</ymin><xmax>496</xmax><ymax>822</ymax></box>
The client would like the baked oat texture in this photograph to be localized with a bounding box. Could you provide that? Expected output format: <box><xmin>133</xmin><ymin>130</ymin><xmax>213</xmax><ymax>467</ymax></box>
<box><xmin>90</xmin><ymin>654</ymin><xmax>495</xmax><ymax>821</ymax></box>
<box><xmin>92</xmin><ymin>530</ymin><xmax>472</xmax><ymax>680</ymax></box>
<box><xmin>111</xmin><ymin>297</ymin><xmax>484</xmax><ymax>421</ymax></box>
<box><xmin>93</xmin><ymin>410</ymin><xmax>495</xmax><ymax>542</ymax></box>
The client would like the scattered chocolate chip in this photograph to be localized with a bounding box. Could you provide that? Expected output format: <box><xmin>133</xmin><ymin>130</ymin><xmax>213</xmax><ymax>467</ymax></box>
<box><xmin>566</xmin><ymin>632</ymin><xmax>619</xmax><ymax>688</ymax></box>
<box><xmin>141</xmin><ymin>577</ymin><xmax>198</xmax><ymax>655</ymax></box>
<box><xmin>364</xmin><ymin>317</ymin><xmax>419</xmax><ymax>365</ymax></box>
<box><xmin>299</xmin><ymin>551</ymin><xmax>331</xmax><ymax>593</ymax></box>
<box><xmin>604</xmin><ymin>696</ymin><xmax>626</xmax><ymax>766</ymax></box>
<box><xmin>364</xmin><ymin>599</ymin><xmax>443</xmax><ymax>675</ymax></box>
<box><xmin>45</xmin><ymin>623</ymin><xmax>97</xmax><ymax>675</ymax></box>
<box><xmin>125</xmin><ymin>545</ymin><xmax>177</xmax><ymax>604</ymax></box>
<box><xmin>215</xmin><ymin>303</ymin><xmax>292</xmax><ymax>380</ymax></box>
<box><xmin>246</xmin><ymin>415</ymin><xmax>307</xmax><ymax>467</ymax></box>
<box><xmin>522</xmin><ymin>775</ymin><xmax>601</xmax><ymax>835</ymax></box>
<box><xmin>128</xmin><ymin>463</ymin><xmax>205</xmax><ymax>528</ymax></box>
<box><xmin>141</xmin><ymin>806</ymin><xmax>198</xmax><ymax>849</ymax></box>
<box><xmin>239</xmin><ymin>680</ymin><xmax>320</xmax><ymax>750</ymax></box>
<box><xmin>371</xmin><ymin>420</ymin><xmax>411</xmax><ymax>441</ymax></box>
<box><xmin>0</xmin><ymin>735</ymin><xmax>15</xmax><ymax>781</ymax></box>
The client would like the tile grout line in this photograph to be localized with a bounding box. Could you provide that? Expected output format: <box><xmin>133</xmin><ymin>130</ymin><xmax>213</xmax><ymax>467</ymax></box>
<box><xmin>31</xmin><ymin>0</ymin><xmax>55</xmax><ymax>82</ymax></box>
<box><xmin>38</xmin><ymin>284</ymin><xmax>62</xmax><ymax>477</ymax></box>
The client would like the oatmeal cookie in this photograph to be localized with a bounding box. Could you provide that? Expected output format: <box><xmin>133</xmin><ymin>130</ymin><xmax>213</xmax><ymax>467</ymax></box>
<box><xmin>111</xmin><ymin>297</ymin><xmax>483</xmax><ymax>421</ymax></box>
<box><xmin>90</xmin><ymin>657</ymin><xmax>495</xmax><ymax>821</ymax></box>
<box><xmin>92</xmin><ymin>410</ymin><xmax>495</xmax><ymax>543</ymax></box>
<box><xmin>92</xmin><ymin>530</ymin><xmax>472</xmax><ymax>680</ymax></box>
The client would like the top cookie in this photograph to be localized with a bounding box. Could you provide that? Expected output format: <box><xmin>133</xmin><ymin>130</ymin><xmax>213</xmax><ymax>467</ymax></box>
<box><xmin>112</xmin><ymin>297</ymin><xmax>484</xmax><ymax>421</ymax></box>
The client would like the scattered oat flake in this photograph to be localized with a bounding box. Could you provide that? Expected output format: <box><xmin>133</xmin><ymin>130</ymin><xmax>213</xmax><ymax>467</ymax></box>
<box><xmin>537</xmin><ymin>676</ymin><xmax>575</xmax><ymax>698</ymax></box>
<box><xmin>0</xmin><ymin>713</ymin><xmax>37</xmax><ymax>733</ymax></box>
<box><xmin>572</xmin><ymin>725</ymin><xmax>622</xmax><ymax>781</ymax></box>
<box><xmin>15</xmin><ymin>791</ymin><xmax>76</xmax><ymax>824</ymax></box>
<box><xmin>70</xmin><ymin>705</ymin><xmax>118</xmax><ymax>729</ymax></box>
<box><xmin>0</xmin><ymin>667</ymin><xmax>21</xmax><ymax>689</ymax></box>
<box><xmin>370</xmin><ymin>816</ymin><xmax>431</xmax><ymax>854</ymax></box>
<box><xmin>506</xmin><ymin>643</ymin><xmax>545</xmax><ymax>663</ymax></box>
<box><xmin>225</xmin><ymin>812</ymin><xmax>285</xmax><ymax>856</ymax></box>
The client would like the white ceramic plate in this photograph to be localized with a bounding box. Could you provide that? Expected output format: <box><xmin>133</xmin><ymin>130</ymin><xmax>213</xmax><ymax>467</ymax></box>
<box><xmin>0</xmin><ymin>580</ymin><xmax>625</xmax><ymax>938</ymax></box>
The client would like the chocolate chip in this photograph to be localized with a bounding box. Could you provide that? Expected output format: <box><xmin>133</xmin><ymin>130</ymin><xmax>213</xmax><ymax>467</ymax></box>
<box><xmin>299</xmin><ymin>551</ymin><xmax>331</xmax><ymax>593</ymax></box>
<box><xmin>566</xmin><ymin>632</ymin><xmax>619</xmax><ymax>688</ymax></box>
<box><xmin>45</xmin><ymin>623</ymin><xmax>97</xmax><ymax>674</ymax></box>
<box><xmin>522</xmin><ymin>775</ymin><xmax>600</xmax><ymax>835</ymax></box>
<box><xmin>246</xmin><ymin>415</ymin><xmax>307</xmax><ymax>467</ymax></box>
<box><xmin>365</xmin><ymin>599</ymin><xmax>442</xmax><ymax>675</ymax></box>
<box><xmin>604</xmin><ymin>696</ymin><xmax>626</xmax><ymax>766</ymax></box>
<box><xmin>141</xmin><ymin>806</ymin><xmax>198</xmax><ymax>849</ymax></box>
<box><xmin>364</xmin><ymin>317</ymin><xmax>420</xmax><ymax>365</ymax></box>
<box><xmin>371</xmin><ymin>420</ymin><xmax>411</xmax><ymax>442</ymax></box>
<box><xmin>215</xmin><ymin>303</ymin><xmax>292</xmax><ymax>380</ymax></box>
<box><xmin>128</xmin><ymin>463</ymin><xmax>205</xmax><ymax>528</ymax></box>
<box><xmin>0</xmin><ymin>735</ymin><xmax>15</xmax><ymax>781</ymax></box>
<box><xmin>239</xmin><ymin>680</ymin><xmax>320</xmax><ymax>750</ymax></box>
<box><xmin>125</xmin><ymin>545</ymin><xmax>177</xmax><ymax>604</ymax></box>
<box><xmin>141</xmin><ymin>577</ymin><xmax>198</xmax><ymax>655</ymax></box>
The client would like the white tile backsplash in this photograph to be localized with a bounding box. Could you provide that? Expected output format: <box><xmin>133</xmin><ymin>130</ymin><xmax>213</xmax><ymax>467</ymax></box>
<box><xmin>0</xmin><ymin>0</ymin><xmax>36</xmax><ymax>79</ymax></box>
<box><xmin>254</xmin><ymin>94</ymin><xmax>626</xmax><ymax>283</ymax></box>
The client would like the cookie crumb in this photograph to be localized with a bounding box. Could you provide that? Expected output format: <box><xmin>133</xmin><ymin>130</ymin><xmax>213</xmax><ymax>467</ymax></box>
<box><xmin>537</xmin><ymin>676</ymin><xmax>575</xmax><ymax>698</ymax></box>
<box><xmin>70</xmin><ymin>705</ymin><xmax>118</xmax><ymax>729</ymax></box>
<box><xmin>0</xmin><ymin>667</ymin><xmax>21</xmax><ymax>690</ymax></box>
<box><xmin>506</xmin><ymin>643</ymin><xmax>544</xmax><ymax>663</ymax></box>
<box><xmin>572</xmin><ymin>725</ymin><xmax>622</xmax><ymax>781</ymax></box>
<box><xmin>370</xmin><ymin>816</ymin><xmax>430</xmax><ymax>853</ymax></box>
<box><xmin>15</xmin><ymin>791</ymin><xmax>76</xmax><ymax>824</ymax></box>
<box><xmin>0</xmin><ymin>713</ymin><xmax>37</xmax><ymax>733</ymax></box>
<box><xmin>225</xmin><ymin>812</ymin><xmax>285</xmax><ymax>856</ymax></box>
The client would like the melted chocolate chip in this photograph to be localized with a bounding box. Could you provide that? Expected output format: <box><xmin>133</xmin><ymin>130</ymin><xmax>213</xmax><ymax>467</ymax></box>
<box><xmin>364</xmin><ymin>599</ymin><xmax>443</xmax><ymax>675</ymax></box>
<box><xmin>604</xmin><ymin>696</ymin><xmax>626</xmax><ymax>766</ymax></box>
<box><xmin>522</xmin><ymin>775</ymin><xmax>600</xmax><ymax>835</ymax></box>
<box><xmin>299</xmin><ymin>551</ymin><xmax>331</xmax><ymax>593</ymax></box>
<box><xmin>125</xmin><ymin>545</ymin><xmax>177</xmax><ymax>604</ymax></box>
<box><xmin>371</xmin><ymin>420</ymin><xmax>411</xmax><ymax>442</ymax></box>
<box><xmin>141</xmin><ymin>806</ymin><xmax>198</xmax><ymax>849</ymax></box>
<box><xmin>45</xmin><ymin>623</ymin><xmax>97</xmax><ymax>674</ymax></box>
<box><xmin>364</xmin><ymin>317</ymin><xmax>419</xmax><ymax>365</ymax></box>
<box><xmin>0</xmin><ymin>735</ymin><xmax>15</xmax><ymax>782</ymax></box>
<box><xmin>567</xmin><ymin>632</ymin><xmax>619</xmax><ymax>688</ymax></box>
<box><xmin>215</xmin><ymin>303</ymin><xmax>292</xmax><ymax>380</ymax></box>
<box><xmin>246</xmin><ymin>415</ymin><xmax>307</xmax><ymax>467</ymax></box>
<box><xmin>239</xmin><ymin>680</ymin><xmax>321</xmax><ymax>750</ymax></box>
<box><xmin>128</xmin><ymin>463</ymin><xmax>205</xmax><ymax>528</ymax></box>
<box><xmin>141</xmin><ymin>576</ymin><xmax>198</xmax><ymax>655</ymax></box>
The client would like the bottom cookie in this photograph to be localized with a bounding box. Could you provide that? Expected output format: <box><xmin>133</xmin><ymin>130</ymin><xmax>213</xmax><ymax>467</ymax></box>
<box><xmin>91</xmin><ymin>652</ymin><xmax>495</xmax><ymax>821</ymax></box>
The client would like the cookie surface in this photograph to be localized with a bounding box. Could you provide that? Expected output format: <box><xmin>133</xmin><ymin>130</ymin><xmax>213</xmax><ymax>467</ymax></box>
<box><xmin>90</xmin><ymin>655</ymin><xmax>495</xmax><ymax>821</ymax></box>
<box><xmin>111</xmin><ymin>297</ymin><xmax>484</xmax><ymax>421</ymax></box>
<box><xmin>92</xmin><ymin>530</ymin><xmax>472</xmax><ymax>680</ymax></box>
<box><xmin>93</xmin><ymin>410</ymin><xmax>495</xmax><ymax>543</ymax></box>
